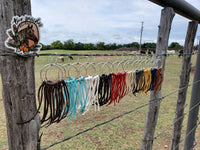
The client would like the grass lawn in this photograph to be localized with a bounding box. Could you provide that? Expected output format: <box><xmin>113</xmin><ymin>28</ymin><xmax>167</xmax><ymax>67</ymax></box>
<box><xmin>0</xmin><ymin>50</ymin><xmax>200</xmax><ymax>150</ymax></box>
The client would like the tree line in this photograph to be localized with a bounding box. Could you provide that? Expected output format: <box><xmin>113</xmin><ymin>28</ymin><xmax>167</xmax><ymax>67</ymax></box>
<box><xmin>40</xmin><ymin>39</ymin><xmax>199</xmax><ymax>51</ymax></box>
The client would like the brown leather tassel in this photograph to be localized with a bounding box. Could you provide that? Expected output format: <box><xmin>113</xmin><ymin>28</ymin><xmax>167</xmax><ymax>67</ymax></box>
<box><xmin>153</xmin><ymin>68</ymin><xmax>164</xmax><ymax>92</ymax></box>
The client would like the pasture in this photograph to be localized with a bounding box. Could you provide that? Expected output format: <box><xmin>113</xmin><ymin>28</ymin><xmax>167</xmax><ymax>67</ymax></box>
<box><xmin>0</xmin><ymin>50</ymin><xmax>199</xmax><ymax>150</ymax></box>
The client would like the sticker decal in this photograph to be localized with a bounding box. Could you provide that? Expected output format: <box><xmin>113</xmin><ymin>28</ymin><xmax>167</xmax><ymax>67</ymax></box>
<box><xmin>5</xmin><ymin>15</ymin><xmax>43</xmax><ymax>54</ymax></box>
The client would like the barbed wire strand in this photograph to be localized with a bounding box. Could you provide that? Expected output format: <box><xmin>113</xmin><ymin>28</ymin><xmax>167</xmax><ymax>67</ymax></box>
<box><xmin>174</xmin><ymin>121</ymin><xmax>200</xmax><ymax>149</ymax></box>
<box><xmin>35</xmin><ymin>53</ymin><xmax>197</xmax><ymax>57</ymax></box>
<box><xmin>41</xmin><ymin>101</ymin><xmax>152</xmax><ymax>150</ymax></box>
<box><xmin>192</xmin><ymin>113</ymin><xmax>200</xmax><ymax>149</ymax></box>
<box><xmin>40</xmin><ymin>78</ymin><xmax>200</xmax><ymax>150</ymax></box>
<box><xmin>153</xmin><ymin>100</ymin><xmax>200</xmax><ymax>140</ymax></box>
<box><xmin>0</xmin><ymin>48</ymin><xmax>198</xmax><ymax>57</ymax></box>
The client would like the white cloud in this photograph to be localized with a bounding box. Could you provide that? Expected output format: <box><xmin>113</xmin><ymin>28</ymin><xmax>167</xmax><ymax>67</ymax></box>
<box><xmin>31</xmin><ymin>0</ymin><xmax>200</xmax><ymax>45</ymax></box>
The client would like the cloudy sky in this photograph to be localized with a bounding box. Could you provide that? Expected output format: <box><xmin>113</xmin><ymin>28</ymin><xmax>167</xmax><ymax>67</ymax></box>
<box><xmin>31</xmin><ymin>0</ymin><xmax>200</xmax><ymax>45</ymax></box>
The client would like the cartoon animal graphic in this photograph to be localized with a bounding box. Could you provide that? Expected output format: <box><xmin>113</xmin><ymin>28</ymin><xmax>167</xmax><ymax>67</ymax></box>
<box><xmin>16</xmin><ymin>24</ymin><xmax>38</xmax><ymax>48</ymax></box>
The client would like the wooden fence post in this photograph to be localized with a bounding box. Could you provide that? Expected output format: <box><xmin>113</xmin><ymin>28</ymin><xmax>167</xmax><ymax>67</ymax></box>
<box><xmin>0</xmin><ymin>0</ymin><xmax>40</xmax><ymax>150</ymax></box>
<box><xmin>171</xmin><ymin>21</ymin><xmax>198</xmax><ymax>150</ymax></box>
<box><xmin>184</xmin><ymin>40</ymin><xmax>200</xmax><ymax>149</ymax></box>
<box><xmin>141</xmin><ymin>7</ymin><xmax>175</xmax><ymax>150</ymax></box>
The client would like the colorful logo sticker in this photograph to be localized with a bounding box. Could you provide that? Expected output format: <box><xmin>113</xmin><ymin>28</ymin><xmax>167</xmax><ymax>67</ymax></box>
<box><xmin>5</xmin><ymin>15</ymin><xmax>43</xmax><ymax>54</ymax></box>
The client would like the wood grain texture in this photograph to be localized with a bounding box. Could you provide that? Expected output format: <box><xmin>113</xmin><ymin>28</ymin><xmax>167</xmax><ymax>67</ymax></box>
<box><xmin>0</xmin><ymin>0</ymin><xmax>40</xmax><ymax>150</ymax></box>
<box><xmin>171</xmin><ymin>21</ymin><xmax>198</xmax><ymax>150</ymax></box>
<box><xmin>184</xmin><ymin>41</ymin><xmax>200</xmax><ymax>150</ymax></box>
<box><xmin>141</xmin><ymin>7</ymin><xmax>175</xmax><ymax>150</ymax></box>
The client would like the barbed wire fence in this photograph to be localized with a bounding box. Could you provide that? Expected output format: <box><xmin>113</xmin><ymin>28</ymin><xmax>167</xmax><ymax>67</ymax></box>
<box><xmin>0</xmin><ymin>48</ymin><xmax>197</xmax><ymax>57</ymax></box>
<box><xmin>39</xmin><ymin>74</ymin><xmax>200</xmax><ymax>150</ymax></box>
<box><xmin>0</xmin><ymin>50</ymin><xmax>197</xmax><ymax>149</ymax></box>
<box><xmin>30</xmin><ymin>52</ymin><xmax>199</xmax><ymax>150</ymax></box>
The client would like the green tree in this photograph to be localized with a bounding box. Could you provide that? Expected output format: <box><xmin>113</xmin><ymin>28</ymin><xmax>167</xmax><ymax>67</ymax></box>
<box><xmin>50</xmin><ymin>40</ymin><xmax>63</xmax><ymax>49</ymax></box>
<box><xmin>84</xmin><ymin>43</ymin><xmax>96</xmax><ymax>50</ymax></box>
<box><xmin>63</xmin><ymin>39</ymin><xmax>75</xmax><ymax>50</ymax></box>
<box><xmin>104</xmin><ymin>43</ymin><xmax>118</xmax><ymax>50</ymax></box>
<box><xmin>124</xmin><ymin>42</ymin><xmax>139</xmax><ymax>49</ymax></box>
<box><xmin>74</xmin><ymin>42</ymin><xmax>84</xmax><ymax>50</ymax></box>
<box><xmin>168</xmin><ymin>42</ymin><xmax>183</xmax><ymax>50</ymax></box>
<box><xmin>110</xmin><ymin>43</ymin><xmax>117</xmax><ymax>50</ymax></box>
<box><xmin>96</xmin><ymin>42</ymin><xmax>105</xmax><ymax>50</ymax></box>
<box><xmin>142</xmin><ymin>43</ymin><xmax>156</xmax><ymax>49</ymax></box>
<box><xmin>132</xmin><ymin>42</ymin><xmax>140</xmax><ymax>49</ymax></box>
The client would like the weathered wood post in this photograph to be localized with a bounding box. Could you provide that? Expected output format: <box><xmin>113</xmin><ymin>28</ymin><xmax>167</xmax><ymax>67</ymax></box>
<box><xmin>141</xmin><ymin>7</ymin><xmax>175</xmax><ymax>150</ymax></box>
<box><xmin>171</xmin><ymin>21</ymin><xmax>198</xmax><ymax>150</ymax></box>
<box><xmin>184</xmin><ymin>40</ymin><xmax>200</xmax><ymax>149</ymax></box>
<box><xmin>0</xmin><ymin>0</ymin><xmax>40</xmax><ymax>150</ymax></box>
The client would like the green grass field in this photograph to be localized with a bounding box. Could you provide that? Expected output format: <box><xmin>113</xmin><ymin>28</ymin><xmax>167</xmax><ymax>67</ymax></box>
<box><xmin>0</xmin><ymin>50</ymin><xmax>200</xmax><ymax>150</ymax></box>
